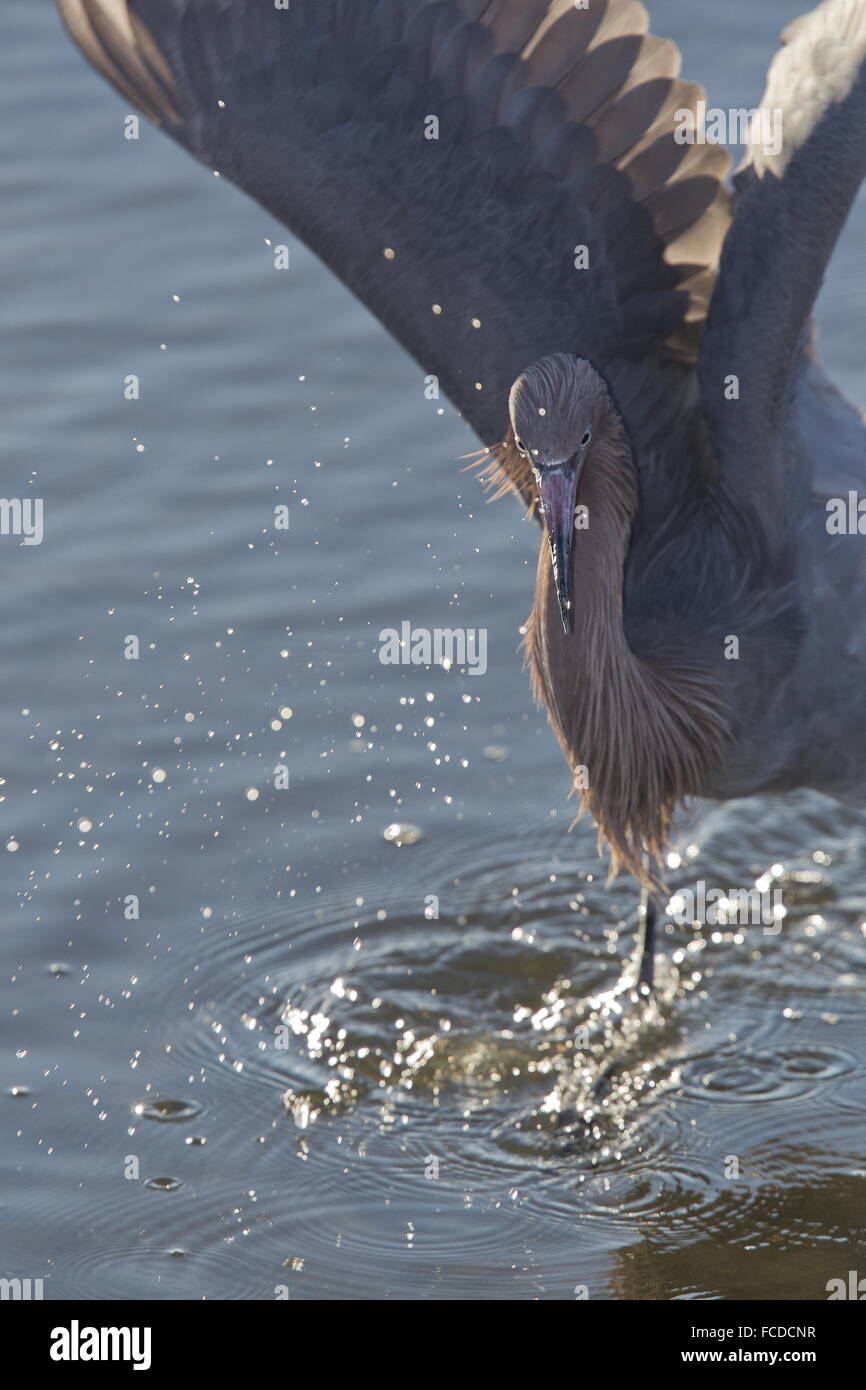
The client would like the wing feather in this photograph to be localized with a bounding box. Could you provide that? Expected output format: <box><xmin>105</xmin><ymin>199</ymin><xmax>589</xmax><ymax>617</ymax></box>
<box><xmin>700</xmin><ymin>0</ymin><xmax>866</xmax><ymax>517</ymax></box>
<box><xmin>57</xmin><ymin>0</ymin><xmax>732</xmax><ymax>508</ymax></box>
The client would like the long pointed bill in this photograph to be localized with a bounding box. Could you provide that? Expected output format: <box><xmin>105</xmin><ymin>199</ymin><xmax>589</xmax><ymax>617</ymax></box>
<box><xmin>535</xmin><ymin>460</ymin><xmax>580</xmax><ymax>634</ymax></box>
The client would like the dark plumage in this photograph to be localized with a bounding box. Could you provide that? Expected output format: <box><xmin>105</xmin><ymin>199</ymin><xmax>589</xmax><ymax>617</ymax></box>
<box><xmin>56</xmin><ymin>0</ymin><xmax>866</xmax><ymax>986</ymax></box>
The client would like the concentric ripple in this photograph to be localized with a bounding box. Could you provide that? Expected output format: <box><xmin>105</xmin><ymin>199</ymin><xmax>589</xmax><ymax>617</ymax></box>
<box><xmin>9</xmin><ymin>820</ymin><xmax>863</xmax><ymax>1300</ymax></box>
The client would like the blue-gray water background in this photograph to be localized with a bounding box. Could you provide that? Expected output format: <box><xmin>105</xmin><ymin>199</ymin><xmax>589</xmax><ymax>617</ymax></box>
<box><xmin>1</xmin><ymin>0</ymin><xmax>864</xmax><ymax>1300</ymax></box>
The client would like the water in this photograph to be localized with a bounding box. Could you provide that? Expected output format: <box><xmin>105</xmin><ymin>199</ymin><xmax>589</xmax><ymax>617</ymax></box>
<box><xmin>1</xmin><ymin>0</ymin><xmax>864</xmax><ymax>1301</ymax></box>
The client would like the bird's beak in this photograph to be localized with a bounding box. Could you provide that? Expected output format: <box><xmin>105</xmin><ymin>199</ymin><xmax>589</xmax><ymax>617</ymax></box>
<box><xmin>534</xmin><ymin>458</ymin><xmax>581</xmax><ymax>635</ymax></box>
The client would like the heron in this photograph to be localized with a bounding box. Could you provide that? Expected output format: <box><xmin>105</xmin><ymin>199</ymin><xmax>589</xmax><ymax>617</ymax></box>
<box><xmin>56</xmin><ymin>0</ymin><xmax>866</xmax><ymax>997</ymax></box>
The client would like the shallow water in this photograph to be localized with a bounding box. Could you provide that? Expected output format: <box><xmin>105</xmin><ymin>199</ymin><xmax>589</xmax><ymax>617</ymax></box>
<box><xmin>1</xmin><ymin>0</ymin><xmax>864</xmax><ymax>1301</ymax></box>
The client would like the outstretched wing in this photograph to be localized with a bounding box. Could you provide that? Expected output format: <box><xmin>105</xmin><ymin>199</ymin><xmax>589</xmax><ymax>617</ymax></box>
<box><xmin>699</xmin><ymin>0</ymin><xmax>866</xmax><ymax>516</ymax></box>
<box><xmin>58</xmin><ymin>0</ymin><xmax>731</xmax><ymax>505</ymax></box>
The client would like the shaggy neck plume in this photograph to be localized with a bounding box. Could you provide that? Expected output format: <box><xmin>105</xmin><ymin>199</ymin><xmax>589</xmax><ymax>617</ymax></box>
<box><xmin>521</xmin><ymin>411</ymin><xmax>728</xmax><ymax>885</ymax></box>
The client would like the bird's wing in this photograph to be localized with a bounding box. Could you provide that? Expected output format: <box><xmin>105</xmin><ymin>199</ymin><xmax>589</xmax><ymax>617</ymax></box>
<box><xmin>699</xmin><ymin>0</ymin><xmax>866</xmax><ymax>516</ymax></box>
<box><xmin>57</xmin><ymin>0</ymin><xmax>731</xmax><ymax>508</ymax></box>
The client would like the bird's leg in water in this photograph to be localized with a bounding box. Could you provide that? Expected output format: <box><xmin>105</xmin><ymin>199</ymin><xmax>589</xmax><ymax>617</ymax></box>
<box><xmin>583</xmin><ymin>853</ymin><xmax>660</xmax><ymax>1040</ymax></box>
<box><xmin>636</xmin><ymin>889</ymin><xmax>657</xmax><ymax>993</ymax></box>
<box><xmin>635</xmin><ymin>851</ymin><xmax>657</xmax><ymax>994</ymax></box>
<box><xmin>583</xmin><ymin>862</ymin><xmax>659</xmax><ymax>1098</ymax></box>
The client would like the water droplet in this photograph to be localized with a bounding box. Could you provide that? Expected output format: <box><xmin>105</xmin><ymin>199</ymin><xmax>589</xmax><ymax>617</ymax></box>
<box><xmin>383</xmin><ymin>823</ymin><xmax>423</xmax><ymax>847</ymax></box>
<box><xmin>483</xmin><ymin>746</ymin><xmax>508</xmax><ymax>763</ymax></box>
<box><xmin>133</xmin><ymin>1097</ymin><xmax>204</xmax><ymax>1123</ymax></box>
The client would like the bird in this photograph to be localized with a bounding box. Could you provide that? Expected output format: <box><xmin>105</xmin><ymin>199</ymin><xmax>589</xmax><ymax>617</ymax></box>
<box><xmin>56</xmin><ymin>0</ymin><xmax>866</xmax><ymax>997</ymax></box>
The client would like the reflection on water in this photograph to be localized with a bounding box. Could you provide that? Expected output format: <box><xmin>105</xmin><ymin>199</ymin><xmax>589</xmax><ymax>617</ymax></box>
<box><xmin>91</xmin><ymin>826</ymin><xmax>862</xmax><ymax>1301</ymax></box>
<box><xmin>1</xmin><ymin>0</ymin><xmax>864</xmax><ymax>1301</ymax></box>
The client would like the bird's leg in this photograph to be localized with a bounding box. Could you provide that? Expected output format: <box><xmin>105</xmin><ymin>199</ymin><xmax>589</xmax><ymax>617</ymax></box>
<box><xmin>636</xmin><ymin>888</ymin><xmax>657</xmax><ymax>994</ymax></box>
<box><xmin>635</xmin><ymin>850</ymin><xmax>657</xmax><ymax>995</ymax></box>
<box><xmin>585</xmin><ymin>852</ymin><xmax>660</xmax><ymax>1027</ymax></box>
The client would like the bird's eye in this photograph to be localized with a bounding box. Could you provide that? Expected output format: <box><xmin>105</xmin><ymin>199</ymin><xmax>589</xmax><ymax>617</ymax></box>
<box><xmin>515</xmin><ymin>436</ymin><xmax>527</xmax><ymax>456</ymax></box>
<box><xmin>580</xmin><ymin>428</ymin><xmax>592</xmax><ymax>448</ymax></box>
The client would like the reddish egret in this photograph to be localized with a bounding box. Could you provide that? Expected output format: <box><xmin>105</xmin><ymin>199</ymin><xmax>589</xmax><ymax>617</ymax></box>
<box><xmin>57</xmin><ymin>0</ymin><xmax>866</xmax><ymax>992</ymax></box>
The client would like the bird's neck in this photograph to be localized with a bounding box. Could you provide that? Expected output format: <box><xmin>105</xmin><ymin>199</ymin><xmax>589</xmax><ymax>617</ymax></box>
<box><xmin>524</xmin><ymin>425</ymin><xmax>728</xmax><ymax>883</ymax></box>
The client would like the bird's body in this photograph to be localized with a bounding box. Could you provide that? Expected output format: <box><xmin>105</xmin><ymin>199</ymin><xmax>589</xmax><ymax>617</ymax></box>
<box><xmin>57</xmin><ymin>0</ymin><xmax>866</xmax><ymax>909</ymax></box>
<box><xmin>762</xmin><ymin>353</ymin><xmax>866</xmax><ymax>804</ymax></box>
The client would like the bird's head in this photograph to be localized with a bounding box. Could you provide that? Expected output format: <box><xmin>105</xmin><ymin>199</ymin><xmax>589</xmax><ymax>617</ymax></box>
<box><xmin>508</xmin><ymin>353</ymin><xmax>609</xmax><ymax>634</ymax></box>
